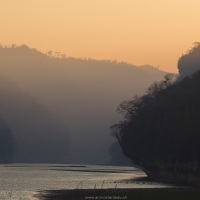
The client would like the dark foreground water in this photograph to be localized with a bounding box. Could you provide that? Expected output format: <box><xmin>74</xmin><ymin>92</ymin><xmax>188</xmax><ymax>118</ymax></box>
<box><xmin>0</xmin><ymin>164</ymin><xmax>174</xmax><ymax>200</ymax></box>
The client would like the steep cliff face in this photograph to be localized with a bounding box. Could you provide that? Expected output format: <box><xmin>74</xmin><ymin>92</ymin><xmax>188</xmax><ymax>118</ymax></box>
<box><xmin>122</xmin><ymin>147</ymin><xmax>200</xmax><ymax>185</ymax></box>
<box><xmin>142</xmin><ymin>162</ymin><xmax>200</xmax><ymax>186</ymax></box>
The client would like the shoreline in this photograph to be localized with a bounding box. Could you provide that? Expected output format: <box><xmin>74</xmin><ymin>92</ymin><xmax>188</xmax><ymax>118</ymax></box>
<box><xmin>35</xmin><ymin>187</ymin><xmax>200</xmax><ymax>200</ymax></box>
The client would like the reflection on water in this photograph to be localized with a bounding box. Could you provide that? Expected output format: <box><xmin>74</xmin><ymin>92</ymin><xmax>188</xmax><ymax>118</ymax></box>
<box><xmin>0</xmin><ymin>164</ymin><xmax>173</xmax><ymax>200</ymax></box>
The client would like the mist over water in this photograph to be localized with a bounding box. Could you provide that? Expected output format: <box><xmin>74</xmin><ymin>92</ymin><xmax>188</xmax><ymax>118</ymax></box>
<box><xmin>0</xmin><ymin>45</ymin><xmax>167</xmax><ymax>164</ymax></box>
<box><xmin>0</xmin><ymin>77</ymin><xmax>68</xmax><ymax>163</ymax></box>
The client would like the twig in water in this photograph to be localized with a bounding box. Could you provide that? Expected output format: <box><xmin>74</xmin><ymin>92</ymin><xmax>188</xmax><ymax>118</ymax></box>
<box><xmin>8</xmin><ymin>190</ymin><xmax>12</xmax><ymax>200</ymax></box>
<box><xmin>76</xmin><ymin>181</ymin><xmax>83</xmax><ymax>189</ymax></box>
<box><xmin>101</xmin><ymin>180</ymin><xmax>105</xmax><ymax>189</ymax></box>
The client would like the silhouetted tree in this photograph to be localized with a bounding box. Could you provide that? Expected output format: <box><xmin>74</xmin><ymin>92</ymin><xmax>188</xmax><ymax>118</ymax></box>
<box><xmin>111</xmin><ymin>72</ymin><xmax>200</xmax><ymax>184</ymax></box>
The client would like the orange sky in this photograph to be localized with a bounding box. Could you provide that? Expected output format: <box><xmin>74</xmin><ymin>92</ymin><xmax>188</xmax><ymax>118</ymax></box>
<box><xmin>1</xmin><ymin>0</ymin><xmax>200</xmax><ymax>72</ymax></box>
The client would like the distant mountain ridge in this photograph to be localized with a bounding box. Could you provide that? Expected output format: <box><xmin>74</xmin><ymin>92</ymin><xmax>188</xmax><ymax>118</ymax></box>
<box><xmin>139</xmin><ymin>65</ymin><xmax>166</xmax><ymax>75</ymax></box>
<box><xmin>0</xmin><ymin>45</ymin><xmax>168</xmax><ymax>164</ymax></box>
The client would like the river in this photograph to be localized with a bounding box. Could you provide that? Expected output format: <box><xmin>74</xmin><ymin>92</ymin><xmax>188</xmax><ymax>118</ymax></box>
<box><xmin>0</xmin><ymin>164</ymin><xmax>174</xmax><ymax>200</ymax></box>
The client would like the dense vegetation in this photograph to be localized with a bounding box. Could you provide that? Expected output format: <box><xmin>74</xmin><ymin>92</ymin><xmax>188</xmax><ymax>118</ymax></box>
<box><xmin>178</xmin><ymin>42</ymin><xmax>200</xmax><ymax>79</ymax></box>
<box><xmin>111</xmin><ymin>70</ymin><xmax>200</xmax><ymax>184</ymax></box>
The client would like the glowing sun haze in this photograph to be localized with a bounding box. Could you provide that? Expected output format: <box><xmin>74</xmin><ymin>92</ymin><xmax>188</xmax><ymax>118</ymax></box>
<box><xmin>1</xmin><ymin>0</ymin><xmax>200</xmax><ymax>72</ymax></box>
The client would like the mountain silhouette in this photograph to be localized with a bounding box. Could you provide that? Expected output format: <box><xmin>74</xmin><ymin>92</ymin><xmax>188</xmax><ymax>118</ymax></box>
<box><xmin>0</xmin><ymin>45</ymin><xmax>167</xmax><ymax>164</ymax></box>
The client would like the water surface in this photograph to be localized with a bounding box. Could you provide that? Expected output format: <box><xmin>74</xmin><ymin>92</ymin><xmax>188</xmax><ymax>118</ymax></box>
<box><xmin>0</xmin><ymin>164</ymin><xmax>174</xmax><ymax>200</ymax></box>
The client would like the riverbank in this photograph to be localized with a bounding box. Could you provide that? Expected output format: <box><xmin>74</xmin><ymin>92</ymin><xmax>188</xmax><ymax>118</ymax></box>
<box><xmin>36</xmin><ymin>188</ymin><xmax>200</xmax><ymax>200</ymax></box>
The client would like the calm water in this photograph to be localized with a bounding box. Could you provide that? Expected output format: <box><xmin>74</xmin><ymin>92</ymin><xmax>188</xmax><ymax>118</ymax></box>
<box><xmin>0</xmin><ymin>164</ymin><xmax>174</xmax><ymax>200</ymax></box>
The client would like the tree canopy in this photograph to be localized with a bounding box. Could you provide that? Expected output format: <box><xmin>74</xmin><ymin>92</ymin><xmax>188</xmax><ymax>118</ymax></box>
<box><xmin>178</xmin><ymin>42</ymin><xmax>200</xmax><ymax>79</ymax></box>
<box><xmin>111</xmin><ymin>71</ymin><xmax>200</xmax><ymax>176</ymax></box>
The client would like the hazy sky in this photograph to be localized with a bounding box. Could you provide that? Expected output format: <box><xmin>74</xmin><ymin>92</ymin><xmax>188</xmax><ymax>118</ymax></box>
<box><xmin>1</xmin><ymin>0</ymin><xmax>200</xmax><ymax>72</ymax></box>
